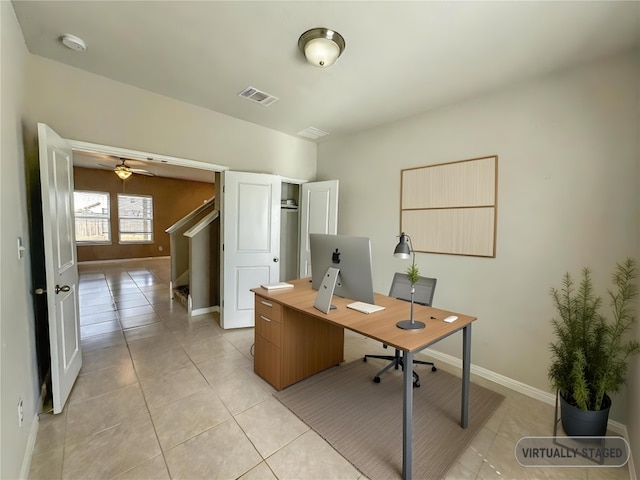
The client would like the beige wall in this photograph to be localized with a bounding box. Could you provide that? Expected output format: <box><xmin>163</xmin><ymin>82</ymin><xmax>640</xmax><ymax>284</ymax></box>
<box><xmin>318</xmin><ymin>51</ymin><xmax>640</xmax><ymax>469</ymax></box>
<box><xmin>23</xmin><ymin>55</ymin><xmax>317</xmax><ymax>181</ymax></box>
<box><xmin>1</xmin><ymin>3</ymin><xmax>40</xmax><ymax>479</ymax></box>
<box><xmin>318</xmin><ymin>51</ymin><xmax>640</xmax><ymax>429</ymax></box>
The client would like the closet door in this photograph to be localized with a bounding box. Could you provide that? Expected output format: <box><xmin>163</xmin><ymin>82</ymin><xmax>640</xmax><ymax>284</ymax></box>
<box><xmin>298</xmin><ymin>180</ymin><xmax>339</xmax><ymax>278</ymax></box>
<box><xmin>220</xmin><ymin>171</ymin><xmax>281</xmax><ymax>329</ymax></box>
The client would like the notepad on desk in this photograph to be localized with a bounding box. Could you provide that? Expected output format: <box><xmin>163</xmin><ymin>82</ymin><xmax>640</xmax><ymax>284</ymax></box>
<box><xmin>261</xmin><ymin>282</ymin><xmax>294</xmax><ymax>290</ymax></box>
<box><xmin>346</xmin><ymin>302</ymin><xmax>386</xmax><ymax>314</ymax></box>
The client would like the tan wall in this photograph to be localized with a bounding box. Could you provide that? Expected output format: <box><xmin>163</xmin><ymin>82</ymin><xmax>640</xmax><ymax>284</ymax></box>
<box><xmin>1</xmin><ymin>3</ymin><xmax>40</xmax><ymax>479</ymax></box>
<box><xmin>318</xmin><ymin>51</ymin><xmax>639</xmax><ymax>425</ymax></box>
<box><xmin>73</xmin><ymin>167</ymin><xmax>214</xmax><ymax>261</ymax></box>
<box><xmin>24</xmin><ymin>55</ymin><xmax>317</xmax><ymax>181</ymax></box>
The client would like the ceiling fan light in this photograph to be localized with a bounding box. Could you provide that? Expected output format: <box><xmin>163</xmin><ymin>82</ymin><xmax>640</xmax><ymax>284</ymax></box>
<box><xmin>298</xmin><ymin>28</ymin><xmax>345</xmax><ymax>68</ymax></box>
<box><xmin>115</xmin><ymin>166</ymin><xmax>132</xmax><ymax>180</ymax></box>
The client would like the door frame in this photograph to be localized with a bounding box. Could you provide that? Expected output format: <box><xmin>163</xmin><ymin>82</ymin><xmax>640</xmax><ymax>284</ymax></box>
<box><xmin>34</xmin><ymin>135</ymin><xmax>322</xmax><ymax>378</ymax></box>
<box><xmin>31</xmin><ymin>137</ymin><xmax>231</xmax><ymax>405</ymax></box>
<box><xmin>67</xmin><ymin>140</ymin><xmax>230</xmax><ymax>174</ymax></box>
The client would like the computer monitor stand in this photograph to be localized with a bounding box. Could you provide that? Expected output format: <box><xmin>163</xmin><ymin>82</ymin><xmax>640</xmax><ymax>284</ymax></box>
<box><xmin>313</xmin><ymin>267</ymin><xmax>340</xmax><ymax>314</ymax></box>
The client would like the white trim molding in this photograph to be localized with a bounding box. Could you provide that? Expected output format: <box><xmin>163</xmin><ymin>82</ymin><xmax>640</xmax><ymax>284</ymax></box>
<box><xmin>191</xmin><ymin>306</ymin><xmax>220</xmax><ymax>317</ymax></box>
<box><xmin>67</xmin><ymin>139</ymin><xmax>230</xmax><ymax>173</ymax></box>
<box><xmin>422</xmin><ymin>348</ymin><xmax>631</xmax><ymax>438</ymax></box>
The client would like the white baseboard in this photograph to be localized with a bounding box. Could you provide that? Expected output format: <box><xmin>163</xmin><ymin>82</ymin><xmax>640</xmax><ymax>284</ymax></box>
<box><xmin>630</xmin><ymin>453</ymin><xmax>638</xmax><ymax>480</ymax></box>
<box><xmin>78</xmin><ymin>256</ymin><xmax>170</xmax><ymax>265</ymax></box>
<box><xmin>423</xmin><ymin>348</ymin><xmax>631</xmax><ymax>439</ymax></box>
<box><xmin>19</xmin><ymin>414</ymin><xmax>39</xmax><ymax>479</ymax></box>
<box><xmin>19</xmin><ymin>391</ymin><xmax>45</xmax><ymax>479</ymax></box>
<box><xmin>190</xmin><ymin>305</ymin><xmax>220</xmax><ymax>317</ymax></box>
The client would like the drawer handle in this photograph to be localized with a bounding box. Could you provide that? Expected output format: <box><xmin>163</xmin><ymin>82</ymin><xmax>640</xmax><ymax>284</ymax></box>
<box><xmin>260</xmin><ymin>300</ymin><xmax>273</xmax><ymax>307</ymax></box>
<box><xmin>260</xmin><ymin>315</ymin><xmax>271</xmax><ymax>322</ymax></box>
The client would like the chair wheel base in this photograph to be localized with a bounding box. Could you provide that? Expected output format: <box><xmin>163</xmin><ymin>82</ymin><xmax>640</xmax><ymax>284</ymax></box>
<box><xmin>373</xmin><ymin>376</ymin><xmax>381</xmax><ymax>383</ymax></box>
<box><xmin>363</xmin><ymin>357</ymin><xmax>367</xmax><ymax>362</ymax></box>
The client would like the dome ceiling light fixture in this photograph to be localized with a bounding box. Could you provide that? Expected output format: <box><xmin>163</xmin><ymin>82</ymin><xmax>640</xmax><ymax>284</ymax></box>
<box><xmin>298</xmin><ymin>27</ymin><xmax>346</xmax><ymax>68</ymax></box>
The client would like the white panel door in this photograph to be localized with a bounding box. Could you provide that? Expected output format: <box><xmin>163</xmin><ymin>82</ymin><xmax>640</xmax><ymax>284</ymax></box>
<box><xmin>221</xmin><ymin>171</ymin><xmax>281</xmax><ymax>329</ymax></box>
<box><xmin>37</xmin><ymin>123</ymin><xmax>82</xmax><ymax>414</ymax></box>
<box><xmin>298</xmin><ymin>180</ymin><xmax>339</xmax><ymax>278</ymax></box>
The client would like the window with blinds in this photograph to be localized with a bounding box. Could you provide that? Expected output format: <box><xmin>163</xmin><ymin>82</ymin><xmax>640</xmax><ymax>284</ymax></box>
<box><xmin>117</xmin><ymin>194</ymin><xmax>154</xmax><ymax>243</ymax></box>
<box><xmin>73</xmin><ymin>190</ymin><xmax>111</xmax><ymax>244</ymax></box>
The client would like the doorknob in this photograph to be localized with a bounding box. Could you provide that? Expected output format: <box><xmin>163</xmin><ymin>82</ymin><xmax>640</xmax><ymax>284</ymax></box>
<box><xmin>35</xmin><ymin>285</ymin><xmax>71</xmax><ymax>295</ymax></box>
<box><xmin>273</xmin><ymin>258</ymin><xmax>279</xmax><ymax>263</ymax></box>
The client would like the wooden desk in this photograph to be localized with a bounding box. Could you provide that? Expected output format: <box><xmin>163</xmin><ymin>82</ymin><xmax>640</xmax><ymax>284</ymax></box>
<box><xmin>251</xmin><ymin>277</ymin><xmax>476</xmax><ymax>480</ymax></box>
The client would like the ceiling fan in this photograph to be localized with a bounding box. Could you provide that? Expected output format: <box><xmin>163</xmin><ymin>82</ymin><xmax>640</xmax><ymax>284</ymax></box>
<box><xmin>100</xmin><ymin>158</ymin><xmax>154</xmax><ymax>180</ymax></box>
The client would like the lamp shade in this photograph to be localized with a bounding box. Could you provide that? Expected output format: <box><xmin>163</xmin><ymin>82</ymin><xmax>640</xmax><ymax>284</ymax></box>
<box><xmin>393</xmin><ymin>233</ymin><xmax>411</xmax><ymax>259</ymax></box>
<box><xmin>298</xmin><ymin>28</ymin><xmax>345</xmax><ymax>68</ymax></box>
<box><xmin>304</xmin><ymin>37</ymin><xmax>340</xmax><ymax>67</ymax></box>
<box><xmin>115</xmin><ymin>166</ymin><xmax>132</xmax><ymax>180</ymax></box>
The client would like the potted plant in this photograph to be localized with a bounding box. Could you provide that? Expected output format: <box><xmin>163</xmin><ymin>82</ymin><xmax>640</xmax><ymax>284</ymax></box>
<box><xmin>406</xmin><ymin>263</ymin><xmax>420</xmax><ymax>287</ymax></box>
<box><xmin>548</xmin><ymin>258</ymin><xmax>639</xmax><ymax>436</ymax></box>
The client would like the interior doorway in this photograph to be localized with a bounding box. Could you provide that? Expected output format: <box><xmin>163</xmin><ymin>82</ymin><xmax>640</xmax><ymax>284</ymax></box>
<box><xmin>28</xmin><ymin>134</ymin><xmax>228</xmax><ymax>411</ymax></box>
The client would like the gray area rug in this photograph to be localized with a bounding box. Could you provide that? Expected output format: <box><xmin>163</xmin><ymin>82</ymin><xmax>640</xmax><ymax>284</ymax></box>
<box><xmin>274</xmin><ymin>360</ymin><xmax>504</xmax><ymax>480</ymax></box>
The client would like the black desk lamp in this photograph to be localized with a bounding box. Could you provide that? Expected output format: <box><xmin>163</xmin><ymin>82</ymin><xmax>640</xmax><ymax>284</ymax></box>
<box><xmin>394</xmin><ymin>233</ymin><xmax>426</xmax><ymax>330</ymax></box>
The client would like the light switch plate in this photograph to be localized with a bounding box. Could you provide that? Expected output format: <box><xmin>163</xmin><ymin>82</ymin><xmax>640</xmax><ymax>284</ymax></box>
<box><xmin>17</xmin><ymin>237</ymin><xmax>26</xmax><ymax>259</ymax></box>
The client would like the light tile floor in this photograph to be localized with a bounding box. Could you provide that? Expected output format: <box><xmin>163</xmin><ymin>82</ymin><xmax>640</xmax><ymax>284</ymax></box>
<box><xmin>28</xmin><ymin>258</ymin><xmax>631</xmax><ymax>480</ymax></box>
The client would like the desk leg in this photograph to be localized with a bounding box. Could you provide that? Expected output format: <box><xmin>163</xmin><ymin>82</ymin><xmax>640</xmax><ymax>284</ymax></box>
<box><xmin>461</xmin><ymin>323</ymin><xmax>471</xmax><ymax>428</ymax></box>
<box><xmin>402</xmin><ymin>350</ymin><xmax>413</xmax><ymax>480</ymax></box>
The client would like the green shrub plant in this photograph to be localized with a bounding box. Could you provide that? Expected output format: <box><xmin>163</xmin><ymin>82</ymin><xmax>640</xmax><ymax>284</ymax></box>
<box><xmin>548</xmin><ymin>258</ymin><xmax>639</xmax><ymax>411</ymax></box>
<box><xmin>406</xmin><ymin>263</ymin><xmax>420</xmax><ymax>286</ymax></box>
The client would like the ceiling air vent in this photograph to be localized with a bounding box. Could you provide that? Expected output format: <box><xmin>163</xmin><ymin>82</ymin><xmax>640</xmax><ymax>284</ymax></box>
<box><xmin>237</xmin><ymin>86</ymin><xmax>279</xmax><ymax>106</ymax></box>
<box><xmin>297</xmin><ymin>127</ymin><xmax>330</xmax><ymax>139</ymax></box>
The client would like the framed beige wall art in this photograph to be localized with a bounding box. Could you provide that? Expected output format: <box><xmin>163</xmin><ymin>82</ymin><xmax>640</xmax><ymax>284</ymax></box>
<box><xmin>400</xmin><ymin>155</ymin><xmax>498</xmax><ymax>257</ymax></box>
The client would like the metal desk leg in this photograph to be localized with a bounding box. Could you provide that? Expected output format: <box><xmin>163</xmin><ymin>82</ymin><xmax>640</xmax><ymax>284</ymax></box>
<box><xmin>402</xmin><ymin>350</ymin><xmax>414</xmax><ymax>480</ymax></box>
<box><xmin>461</xmin><ymin>323</ymin><xmax>471</xmax><ymax>428</ymax></box>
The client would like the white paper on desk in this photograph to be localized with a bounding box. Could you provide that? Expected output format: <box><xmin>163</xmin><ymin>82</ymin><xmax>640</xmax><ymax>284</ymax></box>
<box><xmin>346</xmin><ymin>302</ymin><xmax>386</xmax><ymax>314</ymax></box>
<box><xmin>261</xmin><ymin>282</ymin><xmax>294</xmax><ymax>290</ymax></box>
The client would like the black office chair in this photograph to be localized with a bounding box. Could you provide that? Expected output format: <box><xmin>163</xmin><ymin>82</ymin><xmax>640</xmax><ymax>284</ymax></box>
<box><xmin>363</xmin><ymin>273</ymin><xmax>437</xmax><ymax>387</ymax></box>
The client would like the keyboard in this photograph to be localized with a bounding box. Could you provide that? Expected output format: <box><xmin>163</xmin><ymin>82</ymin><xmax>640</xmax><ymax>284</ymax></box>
<box><xmin>346</xmin><ymin>302</ymin><xmax>386</xmax><ymax>314</ymax></box>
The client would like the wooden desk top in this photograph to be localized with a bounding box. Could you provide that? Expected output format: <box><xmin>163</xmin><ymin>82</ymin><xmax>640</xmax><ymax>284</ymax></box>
<box><xmin>251</xmin><ymin>278</ymin><xmax>476</xmax><ymax>353</ymax></box>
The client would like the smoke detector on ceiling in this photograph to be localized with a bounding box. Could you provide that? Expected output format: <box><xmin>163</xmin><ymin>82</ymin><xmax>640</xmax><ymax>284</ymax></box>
<box><xmin>61</xmin><ymin>34</ymin><xmax>87</xmax><ymax>52</ymax></box>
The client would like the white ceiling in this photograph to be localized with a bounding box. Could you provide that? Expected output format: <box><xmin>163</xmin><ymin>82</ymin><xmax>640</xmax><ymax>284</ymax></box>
<box><xmin>12</xmin><ymin>1</ymin><xmax>640</xmax><ymax>178</ymax></box>
<box><xmin>72</xmin><ymin>149</ymin><xmax>218</xmax><ymax>182</ymax></box>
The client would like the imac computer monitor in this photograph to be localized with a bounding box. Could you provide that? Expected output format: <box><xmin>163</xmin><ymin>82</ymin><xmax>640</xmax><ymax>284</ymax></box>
<box><xmin>309</xmin><ymin>233</ymin><xmax>376</xmax><ymax>305</ymax></box>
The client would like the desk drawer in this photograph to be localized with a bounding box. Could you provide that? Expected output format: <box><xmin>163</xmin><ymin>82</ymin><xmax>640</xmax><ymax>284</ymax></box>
<box><xmin>255</xmin><ymin>296</ymin><xmax>282</xmax><ymax>322</ymax></box>
<box><xmin>255</xmin><ymin>297</ymin><xmax>282</xmax><ymax>347</ymax></box>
